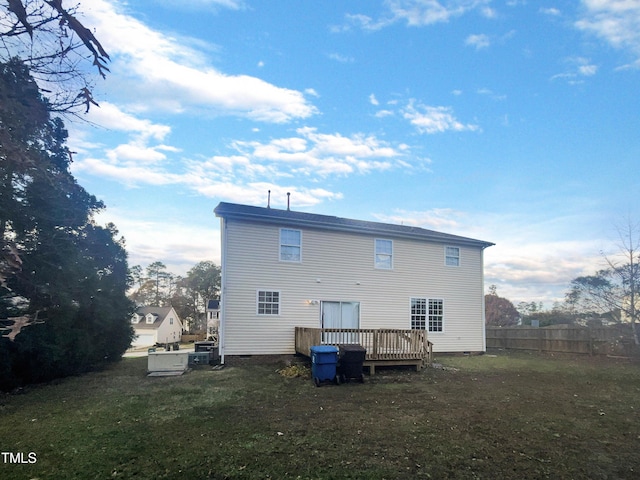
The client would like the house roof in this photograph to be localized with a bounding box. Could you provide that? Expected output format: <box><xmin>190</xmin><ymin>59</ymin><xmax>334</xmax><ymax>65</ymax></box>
<box><xmin>133</xmin><ymin>306</ymin><xmax>177</xmax><ymax>330</ymax></box>
<box><xmin>214</xmin><ymin>202</ymin><xmax>494</xmax><ymax>249</ymax></box>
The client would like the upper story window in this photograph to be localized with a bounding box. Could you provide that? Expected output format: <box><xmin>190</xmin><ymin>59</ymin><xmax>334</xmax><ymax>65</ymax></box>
<box><xmin>257</xmin><ymin>290</ymin><xmax>280</xmax><ymax>315</ymax></box>
<box><xmin>280</xmin><ymin>228</ymin><xmax>301</xmax><ymax>262</ymax></box>
<box><xmin>445</xmin><ymin>246</ymin><xmax>460</xmax><ymax>267</ymax></box>
<box><xmin>145</xmin><ymin>314</ymin><xmax>155</xmax><ymax>324</ymax></box>
<box><xmin>375</xmin><ymin>239</ymin><xmax>393</xmax><ymax>269</ymax></box>
<box><xmin>131</xmin><ymin>314</ymin><xmax>141</xmax><ymax>324</ymax></box>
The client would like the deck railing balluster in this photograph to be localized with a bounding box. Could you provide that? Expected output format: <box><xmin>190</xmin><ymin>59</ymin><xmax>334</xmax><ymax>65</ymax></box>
<box><xmin>295</xmin><ymin>327</ymin><xmax>433</xmax><ymax>372</ymax></box>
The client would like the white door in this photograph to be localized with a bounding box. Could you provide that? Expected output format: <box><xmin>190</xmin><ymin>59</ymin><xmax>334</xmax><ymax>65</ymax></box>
<box><xmin>321</xmin><ymin>301</ymin><xmax>360</xmax><ymax>344</ymax></box>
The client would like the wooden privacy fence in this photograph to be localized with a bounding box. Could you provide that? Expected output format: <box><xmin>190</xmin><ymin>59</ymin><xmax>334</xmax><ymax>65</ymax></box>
<box><xmin>486</xmin><ymin>326</ymin><xmax>633</xmax><ymax>356</ymax></box>
<box><xmin>295</xmin><ymin>327</ymin><xmax>433</xmax><ymax>373</ymax></box>
<box><xmin>181</xmin><ymin>333</ymin><xmax>207</xmax><ymax>343</ymax></box>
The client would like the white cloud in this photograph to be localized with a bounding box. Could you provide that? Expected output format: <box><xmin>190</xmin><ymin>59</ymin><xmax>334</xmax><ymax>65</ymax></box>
<box><xmin>86</xmin><ymin>102</ymin><xmax>171</xmax><ymax>141</ymax></box>
<box><xmin>106</xmin><ymin>143</ymin><xmax>168</xmax><ymax>164</ymax></box>
<box><xmin>73</xmin><ymin>158</ymin><xmax>181</xmax><ymax>186</ymax></box>
<box><xmin>375</xmin><ymin>109</ymin><xmax>395</xmax><ymax>118</ymax></box>
<box><xmin>373</xmin><ymin>208</ymin><xmax>609</xmax><ymax>306</ymax></box>
<box><xmin>342</xmin><ymin>0</ymin><xmax>492</xmax><ymax>31</ymax></box>
<box><xmin>369</xmin><ymin>94</ymin><xmax>380</xmax><ymax>106</ymax></box>
<box><xmin>95</xmin><ymin>210</ymin><xmax>221</xmax><ymax>274</ymax></box>
<box><xmin>155</xmin><ymin>0</ymin><xmax>245</xmax><ymax>11</ymax></box>
<box><xmin>387</xmin><ymin>0</ymin><xmax>491</xmax><ymax>26</ymax></box>
<box><xmin>402</xmin><ymin>102</ymin><xmax>480</xmax><ymax>134</ymax></box>
<box><xmin>72</xmin><ymin>122</ymin><xmax>410</xmax><ymax>204</ymax></box>
<box><xmin>481</xmin><ymin>7</ymin><xmax>497</xmax><ymax>19</ymax></box>
<box><xmin>84</xmin><ymin>0</ymin><xmax>317</xmax><ymax>123</ymax></box>
<box><xmin>232</xmin><ymin>127</ymin><xmax>402</xmax><ymax>176</ymax></box>
<box><xmin>540</xmin><ymin>7</ymin><xmax>561</xmax><ymax>16</ymax></box>
<box><xmin>465</xmin><ymin>33</ymin><xmax>491</xmax><ymax>49</ymax></box>
<box><xmin>551</xmin><ymin>57</ymin><xmax>599</xmax><ymax>83</ymax></box>
<box><xmin>578</xmin><ymin>64</ymin><xmax>598</xmax><ymax>76</ymax></box>
<box><xmin>210</xmin><ymin>183</ymin><xmax>340</xmax><ymax>208</ymax></box>
<box><xmin>373</xmin><ymin>208</ymin><xmax>464</xmax><ymax>231</ymax></box>
<box><xmin>576</xmin><ymin>0</ymin><xmax>640</xmax><ymax>63</ymax></box>
<box><xmin>484</xmin><ymin>239</ymin><xmax>605</xmax><ymax>305</ymax></box>
<box><xmin>477</xmin><ymin>88</ymin><xmax>507</xmax><ymax>100</ymax></box>
<box><xmin>342</xmin><ymin>13</ymin><xmax>390</xmax><ymax>31</ymax></box>
<box><xmin>328</xmin><ymin>53</ymin><xmax>355</xmax><ymax>63</ymax></box>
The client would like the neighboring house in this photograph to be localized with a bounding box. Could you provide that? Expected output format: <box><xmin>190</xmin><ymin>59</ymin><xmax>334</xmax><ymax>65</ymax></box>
<box><xmin>206</xmin><ymin>299</ymin><xmax>220</xmax><ymax>337</ymax></box>
<box><xmin>214</xmin><ymin>202</ymin><xmax>494</xmax><ymax>363</ymax></box>
<box><xmin>131</xmin><ymin>306</ymin><xmax>183</xmax><ymax>347</ymax></box>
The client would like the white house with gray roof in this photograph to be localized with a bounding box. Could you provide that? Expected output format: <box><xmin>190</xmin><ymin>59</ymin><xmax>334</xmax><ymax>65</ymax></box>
<box><xmin>214</xmin><ymin>202</ymin><xmax>494</xmax><ymax>363</ymax></box>
<box><xmin>131</xmin><ymin>306</ymin><xmax>183</xmax><ymax>347</ymax></box>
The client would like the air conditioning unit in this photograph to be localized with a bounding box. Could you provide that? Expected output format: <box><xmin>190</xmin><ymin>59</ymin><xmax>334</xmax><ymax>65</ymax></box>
<box><xmin>188</xmin><ymin>351</ymin><xmax>210</xmax><ymax>367</ymax></box>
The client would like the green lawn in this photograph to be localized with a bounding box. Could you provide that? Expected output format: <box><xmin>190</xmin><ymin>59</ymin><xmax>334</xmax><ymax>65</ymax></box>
<box><xmin>1</xmin><ymin>351</ymin><xmax>639</xmax><ymax>479</ymax></box>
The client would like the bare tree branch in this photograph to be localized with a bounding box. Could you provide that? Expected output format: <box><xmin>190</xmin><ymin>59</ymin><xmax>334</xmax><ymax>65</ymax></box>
<box><xmin>1</xmin><ymin>0</ymin><xmax>110</xmax><ymax>113</ymax></box>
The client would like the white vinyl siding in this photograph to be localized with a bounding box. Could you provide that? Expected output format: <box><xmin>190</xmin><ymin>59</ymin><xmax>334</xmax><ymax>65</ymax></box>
<box><xmin>221</xmin><ymin>218</ymin><xmax>485</xmax><ymax>355</ymax></box>
<box><xmin>375</xmin><ymin>239</ymin><xmax>393</xmax><ymax>269</ymax></box>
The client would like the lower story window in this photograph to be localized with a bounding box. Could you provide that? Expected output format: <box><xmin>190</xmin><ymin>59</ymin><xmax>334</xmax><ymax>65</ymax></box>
<box><xmin>257</xmin><ymin>290</ymin><xmax>280</xmax><ymax>315</ymax></box>
<box><xmin>411</xmin><ymin>297</ymin><xmax>444</xmax><ymax>332</ymax></box>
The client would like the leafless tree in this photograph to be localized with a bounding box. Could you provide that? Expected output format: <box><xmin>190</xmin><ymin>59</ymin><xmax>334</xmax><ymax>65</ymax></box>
<box><xmin>1</xmin><ymin>0</ymin><xmax>109</xmax><ymax>113</ymax></box>
<box><xmin>567</xmin><ymin>219</ymin><xmax>640</xmax><ymax>345</ymax></box>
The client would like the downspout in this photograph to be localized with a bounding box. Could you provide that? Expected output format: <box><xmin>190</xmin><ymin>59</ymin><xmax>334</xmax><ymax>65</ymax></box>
<box><xmin>480</xmin><ymin>246</ymin><xmax>487</xmax><ymax>352</ymax></box>
<box><xmin>219</xmin><ymin>217</ymin><xmax>227</xmax><ymax>364</ymax></box>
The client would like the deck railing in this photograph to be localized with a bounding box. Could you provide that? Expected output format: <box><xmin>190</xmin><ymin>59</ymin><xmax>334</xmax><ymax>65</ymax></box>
<box><xmin>295</xmin><ymin>327</ymin><xmax>433</xmax><ymax>364</ymax></box>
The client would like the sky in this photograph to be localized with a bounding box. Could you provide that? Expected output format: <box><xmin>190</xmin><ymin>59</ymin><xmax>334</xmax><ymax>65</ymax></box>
<box><xmin>56</xmin><ymin>0</ymin><xmax>640</xmax><ymax>308</ymax></box>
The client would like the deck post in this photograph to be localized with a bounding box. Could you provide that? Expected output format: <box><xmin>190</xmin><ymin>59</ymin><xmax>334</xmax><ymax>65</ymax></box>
<box><xmin>372</xmin><ymin>330</ymin><xmax>379</xmax><ymax>360</ymax></box>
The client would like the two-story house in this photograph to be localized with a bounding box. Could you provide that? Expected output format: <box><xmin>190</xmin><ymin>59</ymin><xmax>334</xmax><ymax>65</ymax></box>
<box><xmin>214</xmin><ymin>202</ymin><xmax>494</xmax><ymax>364</ymax></box>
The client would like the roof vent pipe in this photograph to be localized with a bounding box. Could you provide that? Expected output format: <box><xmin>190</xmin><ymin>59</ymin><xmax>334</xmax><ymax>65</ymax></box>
<box><xmin>267</xmin><ymin>190</ymin><xmax>271</xmax><ymax>208</ymax></box>
<box><xmin>287</xmin><ymin>192</ymin><xmax>291</xmax><ymax>211</ymax></box>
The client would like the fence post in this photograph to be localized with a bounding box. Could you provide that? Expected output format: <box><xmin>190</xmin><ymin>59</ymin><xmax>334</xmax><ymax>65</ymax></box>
<box><xmin>538</xmin><ymin>328</ymin><xmax>543</xmax><ymax>353</ymax></box>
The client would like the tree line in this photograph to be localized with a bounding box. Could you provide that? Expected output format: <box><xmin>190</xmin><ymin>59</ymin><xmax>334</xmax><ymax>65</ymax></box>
<box><xmin>128</xmin><ymin>261</ymin><xmax>220</xmax><ymax>333</ymax></box>
<box><xmin>485</xmin><ymin>221</ymin><xmax>640</xmax><ymax>346</ymax></box>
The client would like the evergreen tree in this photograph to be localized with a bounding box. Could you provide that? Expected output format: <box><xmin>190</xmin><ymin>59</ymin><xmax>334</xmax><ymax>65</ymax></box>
<box><xmin>0</xmin><ymin>59</ymin><xmax>133</xmax><ymax>391</ymax></box>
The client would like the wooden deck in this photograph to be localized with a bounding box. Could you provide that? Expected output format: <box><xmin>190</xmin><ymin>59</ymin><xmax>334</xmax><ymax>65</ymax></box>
<box><xmin>295</xmin><ymin>327</ymin><xmax>433</xmax><ymax>374</ymax></box>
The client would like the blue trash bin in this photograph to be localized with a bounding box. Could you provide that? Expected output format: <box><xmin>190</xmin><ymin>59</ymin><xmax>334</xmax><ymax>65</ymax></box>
<box><xmin>310</xmin><ymin>345</ymin><xmax>339</xmax><ymax>387</ymax></box>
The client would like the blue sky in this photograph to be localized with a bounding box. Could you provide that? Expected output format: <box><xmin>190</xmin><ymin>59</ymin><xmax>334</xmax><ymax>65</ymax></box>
<box><xmin>64</xmin><ymin>0</ymin><xmax>640</xmax><ymax>307</ymax></box>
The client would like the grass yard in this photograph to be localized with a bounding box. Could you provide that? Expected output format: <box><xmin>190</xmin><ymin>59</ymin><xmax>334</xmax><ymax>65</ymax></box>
<box><xmin>1</xmin><ymin>350</ymin><xmax>639</xmax><ymax>479</ymax></box>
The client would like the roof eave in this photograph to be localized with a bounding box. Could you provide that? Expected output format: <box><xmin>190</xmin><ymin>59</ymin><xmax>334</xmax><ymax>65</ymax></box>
<box><xmin>214</xmin><ymin>203</ymin><xmax>494</xmax><ymax>249</ymax></box>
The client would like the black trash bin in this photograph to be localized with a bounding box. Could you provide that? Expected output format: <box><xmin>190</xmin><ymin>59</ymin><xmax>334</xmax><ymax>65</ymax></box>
<box><xmin>338</xmin><ymin>344</ymin><xmax>366</xmax><ymax>383</ymax></box>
